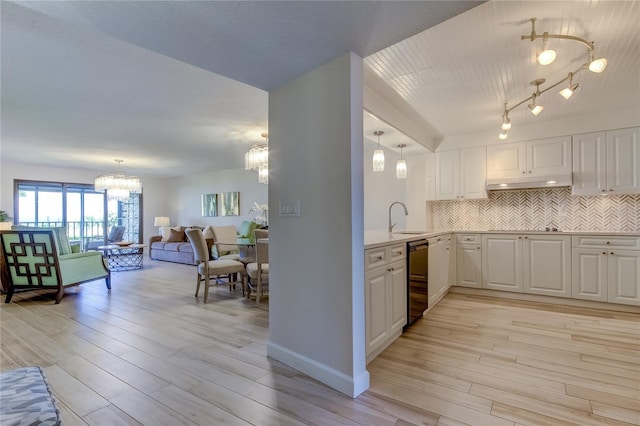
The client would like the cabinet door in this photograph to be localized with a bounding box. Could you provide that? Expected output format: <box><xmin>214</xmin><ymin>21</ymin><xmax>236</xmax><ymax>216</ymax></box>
<box><xmin>487</xmin><ymin>142</ymin><xmax>526</xmax><ymax>179</ymax></box>
<box><xmin>523</xmin><ymin>235</ymin><xmax>571</xmax><ymax>297</ymax></box>
<box><xmin>460</xmin><ymin>147</ymin><xmax>487</xmax><ymax>199</ymax></box>
<box><xmin>457</xmin><ymin>244</ymin><xmax>482</xmax><ymax>288</ymax></box>
<box><xmin>527</xmin><ymin>136</ymin><xmax>572</xmax><ymax>176</ymax></box>
<box><xmin>482</xmin><ymin>235</ymin><xmax>523</xmax><ymax>292</ymax></box>
<box><xmin>365</xmin><ymin>267</ymin><xmax>389</xmax><ymax>355</ymax></box>
<box><xmin>572</xmin><ymin>248</ymin><xmax>608</xmax><ymax>302</ymax></box>
<box><xmin>435</xmin><ymin>150</ymin><xmax>460</xmax><ymax>200</ymax></box>
<box><xmin>446</xmin><ymin>238</ymin><xmax>456</xmax><ymax>288</ymax></box>
<box><xmin>607</xmin><ymin>250</ymin><xmax>640</xmax><ymax>306</ymax></box>
<box><xmin>572</xmin><ymin>132</ymin><xmax>607</xmax><ymax>196</ymax></box>
<box><xmin>388</xmin><ymin>260</ymin><xmax>408</xmax><ymax>333</ymax></box>
<box><xmin>606</xmin><ymin>127</ymin><xmax>640</xmax><ymax>194</ymax></box>
<box><xmin>428</xmin><ymin>239</ymin><xmax>448</xmax><ymax>305</ymax></box>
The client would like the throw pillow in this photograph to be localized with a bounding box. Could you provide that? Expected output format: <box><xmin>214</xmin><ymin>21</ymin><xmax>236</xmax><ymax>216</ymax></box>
<box><xmin>161</xmin><ymin>225</ymin><xmax>183</xmax><ymax>242</ymax></box>
<box><xmin>166</xmin><ymin>228</ymin><xmax>185</xmax><ymax>242</ymax></box>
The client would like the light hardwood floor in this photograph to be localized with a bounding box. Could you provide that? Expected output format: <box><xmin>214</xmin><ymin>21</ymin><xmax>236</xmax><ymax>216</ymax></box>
<box><xmin>1</xmin><ymin>260</ymin><xmax>638</xmax><ymax>425</ymax></box>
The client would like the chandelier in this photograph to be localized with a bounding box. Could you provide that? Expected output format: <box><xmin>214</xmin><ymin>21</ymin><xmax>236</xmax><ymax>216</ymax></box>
<box><xmin>94</xmin><ymin>159</ymin><xmax>142</xmax><ymax>201</ymax></box>
<box><xmin>499</xmin><ymin>17</ymin><xmax>608</xmax><ymax>140</ymax></box>
<box><xmin>245</xmin><ymin>132</ymin><xmax>269</xmax><ymax>184</ymax></box>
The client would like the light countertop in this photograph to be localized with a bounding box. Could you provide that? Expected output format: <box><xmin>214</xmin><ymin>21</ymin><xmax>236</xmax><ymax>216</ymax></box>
<box><xmin>364</xmin><ymin>229</ymin><xmax>640</xmax><ymax>249</ymax></box>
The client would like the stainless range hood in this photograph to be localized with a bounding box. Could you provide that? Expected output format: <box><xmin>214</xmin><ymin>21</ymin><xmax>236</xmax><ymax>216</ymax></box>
<box><xmin>486</xmin><ymin>174</ymin><xmax>572</xmax><ymax>191</ymax></box>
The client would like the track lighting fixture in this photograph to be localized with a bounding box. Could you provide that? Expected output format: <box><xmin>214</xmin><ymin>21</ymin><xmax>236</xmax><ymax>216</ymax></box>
<box><xmin>372</xmin><ymin>131</ymin><xmax>385</xmax><ymax>172</ymax></box>
<box><xmin>559</xmin><ymin>72</ymin><xmax>579</xmax><ymax>100</ymax></box>
<box><xmin>499</xmin><ymin>17</ymin><xmax>608</xmax><ymax>139</ymax></box>
<box><xmin>396</xmin><ymin>144</ymin><xmax>407</xmax><ymax>179</ymax></box>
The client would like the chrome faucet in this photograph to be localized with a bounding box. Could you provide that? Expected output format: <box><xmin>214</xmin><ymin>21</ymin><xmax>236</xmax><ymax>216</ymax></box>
<box><xmin>388</xmin><ymin>201</ymin><xmax>409</xmax><ymax>233</ymax></box>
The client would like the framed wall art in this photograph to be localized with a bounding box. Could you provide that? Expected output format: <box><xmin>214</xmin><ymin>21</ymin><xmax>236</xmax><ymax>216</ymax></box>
<box><xmin>201</xmin><ymin>193</ymin><xmax>218</xmax><ymax>217</ymax></box>
<box><xmin>220</xmin><ymin>192</ymin><xmax>240</xmax><ymax>216</ymax></box>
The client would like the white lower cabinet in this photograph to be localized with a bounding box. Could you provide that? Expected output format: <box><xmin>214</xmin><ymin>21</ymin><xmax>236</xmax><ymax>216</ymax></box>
<box><xmin>523</xmin><ymin>235</ymin><xmax>572</xmax><ymax>297</ymax></box>
<box><xmin>482</xmin><ymin>235</ymin><xmax>523</xmax><ymax>292</ymax></box>
<box><xmin>572</xmin><ymin>236</ymin><xmax>640</xmax><ymax>306</ymax></box>
<box><xmin>456</xmin><ymin>234</ymin><xmax>482</xmax><ymax>288</ymax></box>
<box><xmin>428</xmin><ymin>235</ymin><xmax>452</xmax><ymax>306</ymax></box>
<box><xmin>365</xmin><ymin>244</ymin><xmax>407</xmax><ymax>359</ymax></box>
<box><xmin>482</xmin><ymin>234</ymin><xmax>571</xmax><ymax>297</ymax></box>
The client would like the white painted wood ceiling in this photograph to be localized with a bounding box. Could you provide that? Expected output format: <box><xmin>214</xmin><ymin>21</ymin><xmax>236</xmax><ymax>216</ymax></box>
<box><xmin>1</xmin><ymin>1</ymin><xmax>638</xmax><ymax>177</ymax></box>
<box><xmin>366</xmin><ymin>1</ymin><xmax>640</xmax><ymax>142</ymax></box>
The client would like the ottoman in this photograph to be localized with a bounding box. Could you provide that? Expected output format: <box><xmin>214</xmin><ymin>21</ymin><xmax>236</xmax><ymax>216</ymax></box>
<box><xmin>0</xmin><ymin>367</ymin><xmax>61</xmax><ymax>426</ymax></box>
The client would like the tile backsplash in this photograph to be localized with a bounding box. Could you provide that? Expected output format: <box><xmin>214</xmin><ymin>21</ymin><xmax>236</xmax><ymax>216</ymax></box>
<box><xmin>430</xmin><ymin>188</ymin><xmax>639</xmax><ymax>233</ymax></box>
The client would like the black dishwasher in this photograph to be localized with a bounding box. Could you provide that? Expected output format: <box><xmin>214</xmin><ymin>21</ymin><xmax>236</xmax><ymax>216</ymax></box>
<box><xmin>405</xmin><ymin>239</ymin><xmax>428</xmax><ymax>330</ymax></box>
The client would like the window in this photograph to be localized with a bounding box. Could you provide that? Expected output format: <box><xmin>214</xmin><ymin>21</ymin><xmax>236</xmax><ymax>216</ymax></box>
<box><xmin>14</xmin><ymin>180</ymin><xmax>142</xmax><ymax>249</ymax></box>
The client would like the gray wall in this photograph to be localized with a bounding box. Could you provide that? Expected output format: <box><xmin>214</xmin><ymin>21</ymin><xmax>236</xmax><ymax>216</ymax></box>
<box><xmin>267</xmin><ymin>52</ymin><xmax>369</xmax><ymax>397</ymax></box>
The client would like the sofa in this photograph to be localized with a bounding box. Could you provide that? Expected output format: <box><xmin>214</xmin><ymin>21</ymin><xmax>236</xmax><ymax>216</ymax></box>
<box><xmin>149</xmin><ymin>222</ymin><xmax>259</xmax><ymax>265</ymax></box>
<box><xmin>149</xmin><ymin>226</ymin><xmax>199</xmax><ymax>265</ymax></box>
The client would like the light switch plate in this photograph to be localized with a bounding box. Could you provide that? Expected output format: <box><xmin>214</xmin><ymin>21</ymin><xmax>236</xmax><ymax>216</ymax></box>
<box><xmin>279</xmin><ymin>200</ymin><xmax>301</xmax><ymax>217</ymax></box>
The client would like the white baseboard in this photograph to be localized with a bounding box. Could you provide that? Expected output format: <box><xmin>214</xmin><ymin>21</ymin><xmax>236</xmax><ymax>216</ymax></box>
<box><xmin>449</xmin><ymin>286</ymin><xmax>640</xmax><ymax>313</ymax></box>
<box><xmin>267</xmin><ymin>341</ymin><xmax>370</xmax><ymax>398</ymax></box>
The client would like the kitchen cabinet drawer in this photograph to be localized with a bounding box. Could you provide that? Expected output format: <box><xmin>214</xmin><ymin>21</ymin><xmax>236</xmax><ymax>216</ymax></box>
<box><xmin>365</xmin><ymin>247</ymin><xmax>387</xmax><ymax>271</ymax></box>
<box><xmin>572</xmin><ymin>236</ymin><xmax>640</xmax><ymax>250</ymax></box>
<box><xmin>457</xmin><ymin>234</ymin><xmax>481</xmax><ymax>244</ymax></box>
<box><xmin>388</xmin><ymin>244</ymin><xmax>406</xmax><ymax>263</ymax></box>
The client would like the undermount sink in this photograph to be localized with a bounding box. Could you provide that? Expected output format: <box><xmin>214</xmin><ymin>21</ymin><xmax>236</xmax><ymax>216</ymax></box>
<box><xmin>391</xmin><ymin>230</ymin><xmax>426</xmax><ymax>235</ymax></box>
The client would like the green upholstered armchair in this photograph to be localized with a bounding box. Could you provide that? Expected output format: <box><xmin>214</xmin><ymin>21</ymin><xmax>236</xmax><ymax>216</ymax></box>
<box><xmin>0</xmin><ymin>229</ymin><xmax>111</xmax><ymax>304</ymax></box>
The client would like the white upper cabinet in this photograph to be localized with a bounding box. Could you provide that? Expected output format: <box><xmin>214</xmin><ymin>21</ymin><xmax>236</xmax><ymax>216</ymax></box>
<box><xmin>487</xmin><ymin>137</ymin><xmax>571</xmax><ymax>179</ymax></box>
<box><xmin>486</xmin><ymin>142</ymin><xmax>526</xmax><ymax>179</ymax></box>
<box><xmin>460</xmin><ymin>147</ymin><xmax>488</xmax><ymax>199</ymax></box>
<box><xmin>527</xmin><ymin>137</ymin><xmax>572</xmax><ymax>176</ymax></box>
<box><xmin>573</xmin><ymin>127</ymin><xmax>640</xmax><ymax>195</ymax></box>
<box><xmin>435</xmin><ymin>150</ymin><xmax>459</xmax><ymax>200</ymax></box>
<box><xmin>435</xmin><ymin>147</ymin><xmax>487</xmax><ymax>200</ymax></box>
<box><xmin>572</xmin><ymin>132</ymin><xmax>607</xmax><ymax>195</ymax></box>
<box><xmin>606</xmin><ymin>127</ymin><xmax>640</xmax><ymax>194</ymax></box>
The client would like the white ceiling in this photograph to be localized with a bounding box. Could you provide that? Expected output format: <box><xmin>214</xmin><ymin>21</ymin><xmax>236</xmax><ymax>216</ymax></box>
<box><xmin>2</xmin><ymin>1</ymin><xmax>639</xmax><ymax>178</ymax></box>
<box><xmin>366</xmin><ymin>1</ymin><xmax>640</xmax><ymax>141</ymax></box>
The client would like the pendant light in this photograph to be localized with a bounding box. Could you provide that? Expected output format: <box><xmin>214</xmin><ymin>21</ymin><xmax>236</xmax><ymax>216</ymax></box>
<box><xmin>396</xmin><ymin>144</ymin><xmax>407</xmax><ymax>179</ymax></box>
<box><xmin>372</xmin><ymin>130</ymin><xmax>385</xmax><ymax>172</ymax></box>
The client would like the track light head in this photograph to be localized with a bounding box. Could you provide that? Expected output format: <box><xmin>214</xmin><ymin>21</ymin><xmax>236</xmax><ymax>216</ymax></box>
<box><xmin>528</xmin><ymin>91</ymin><xmax>544</xmax><ymax>115</ymax></box>
<box><xmin>501</xmin><ymin>116</ymin><xmax>511</xmax><ymax>130</ymax></box>
<box><xmin>559</xmin><ymin>83</ymin><xmax>579</xmax><ymax>99</ymax></box>
<box><xmin>498</xmin><ymin>130</ymin><xmax>508</xmax><ymax>140</ymax></box>
<box><xmin>589</xmin><ymin>56</ymin><xmax>607</xmax><ymax>73</ymax></box>
<box><xmin>537</xmin><ymin>34</ymin><xmax>556</xmax><ymax>65</ymax></box>
<box><xmin>559</xmin><ymin>72</ymin><xmax>579</xmax><ymax>99</ymax></box>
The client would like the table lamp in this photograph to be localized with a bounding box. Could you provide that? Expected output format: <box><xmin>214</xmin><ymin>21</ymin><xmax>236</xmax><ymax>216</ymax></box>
<box><xmin>154</xmin><ymin>216</ymin><xmax>170</xmax><ymax>234</ymax></box>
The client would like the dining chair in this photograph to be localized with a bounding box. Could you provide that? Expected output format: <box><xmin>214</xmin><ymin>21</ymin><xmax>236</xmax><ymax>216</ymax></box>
<box><xmin>211</xmin><ymin>225</ymin><xmax>240</xmax><ymax>261</ymax></box>
<box><xmin>245</xmin><ymin>229</ymin><xmax>269</xmax><ymax>306</ymax></box>
<box><xmin>185</xmin><ymin>228</ymin><xmax>245</xmax><ymax>303</ymax></box>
